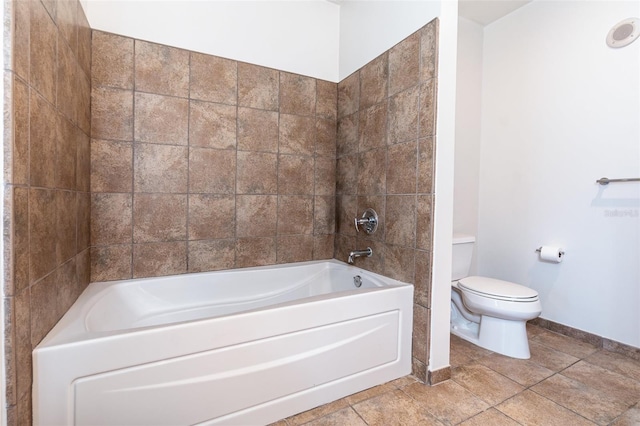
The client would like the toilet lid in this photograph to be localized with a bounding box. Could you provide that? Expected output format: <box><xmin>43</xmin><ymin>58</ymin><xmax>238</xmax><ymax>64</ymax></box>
<box><xmin>458</xmin><ymin>276</ymin><xmax>539</xmax><ymax>301</ymax></box>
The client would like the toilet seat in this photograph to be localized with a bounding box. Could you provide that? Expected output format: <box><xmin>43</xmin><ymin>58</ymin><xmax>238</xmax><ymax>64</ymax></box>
<box><xmin>458</xmin><ymin>276</ymin><xmax>538</xmax><ymax>302</ymax></box>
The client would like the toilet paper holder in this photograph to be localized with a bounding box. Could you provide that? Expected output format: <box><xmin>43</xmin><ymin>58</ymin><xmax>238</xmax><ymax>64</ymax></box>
<box><xmin>535</xmin><ymin>247</ymin><xmax>565</xmax><ymax>255</ymax></box>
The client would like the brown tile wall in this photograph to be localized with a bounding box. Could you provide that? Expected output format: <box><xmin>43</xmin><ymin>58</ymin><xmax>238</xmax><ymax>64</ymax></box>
<box><xmin>90</xmin><ymin>31</ymin><xmax>337</xmax><ymax>281</ymax></box>
<box><xmin>334</xmin><ymin>19</ymin><xmax>438</xmax><ymax>382</ymax></box>
<box><xmin>3</xmin><ymin>0</ymin><xmax>92</xmax><ymax>423</ymax></box>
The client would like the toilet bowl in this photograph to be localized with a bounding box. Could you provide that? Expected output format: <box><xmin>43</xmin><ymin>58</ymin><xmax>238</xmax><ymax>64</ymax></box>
<box><xmin>450</xmin><ymin>235</ymin><xmax>542</xmax><ymax>359</ymax></box>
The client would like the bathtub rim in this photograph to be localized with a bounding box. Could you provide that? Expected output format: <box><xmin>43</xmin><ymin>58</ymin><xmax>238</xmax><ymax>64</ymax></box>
<box><xmin>35</xmin><ymin>259</ymin><xmax>412</xmax><ymax>348</ymax></box>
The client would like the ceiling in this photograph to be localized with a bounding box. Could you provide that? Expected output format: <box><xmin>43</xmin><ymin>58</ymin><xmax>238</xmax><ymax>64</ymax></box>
<box><xmin>458</xmin><ymin>0</ymin><xmax>532</xmax><ymax>26</ymax></box>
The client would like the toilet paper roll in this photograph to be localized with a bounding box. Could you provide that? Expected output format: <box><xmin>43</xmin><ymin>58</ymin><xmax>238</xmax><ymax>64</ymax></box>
<box><xmin>540</xmin><ymin>246</ymin><xmax>564</xmax><ymax>263</ymax></box>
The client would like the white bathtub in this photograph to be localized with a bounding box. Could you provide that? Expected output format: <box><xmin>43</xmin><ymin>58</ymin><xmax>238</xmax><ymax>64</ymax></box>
<box><xmin>33</xmin><ymin>260</ymin><xmax>413</xmax><ymax>425</ymax></box>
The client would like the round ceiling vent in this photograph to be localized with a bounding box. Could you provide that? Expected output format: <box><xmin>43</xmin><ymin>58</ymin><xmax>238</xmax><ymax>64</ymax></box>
<box><xmin>606</xmin><ymin>18</ymin><xmax>640</xmax><ymax>48</ymax></box>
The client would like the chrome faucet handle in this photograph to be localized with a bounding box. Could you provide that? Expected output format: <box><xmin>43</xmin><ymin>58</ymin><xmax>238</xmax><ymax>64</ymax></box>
<box><xmin>354</xmin><ymin>208</ymin><xmax>378</xmax><ymax>235</ymax></box>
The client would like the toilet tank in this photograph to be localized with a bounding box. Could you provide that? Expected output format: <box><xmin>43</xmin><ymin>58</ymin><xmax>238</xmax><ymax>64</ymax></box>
<box><xmin>452</xmin><ymin>234</ymin><xmax>475</xmax><ymax>281</ymax></box>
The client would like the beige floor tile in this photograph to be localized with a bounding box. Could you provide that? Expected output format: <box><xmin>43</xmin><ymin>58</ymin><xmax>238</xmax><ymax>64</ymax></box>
<box><xmin>344</xmin><ymin>382</ymin><xmax>396</xmax><ymax>405</ymax></box>
<box><xmin>286</xmin><ymin>398</ymin><xmax>349</xmax><ymax>425</ymax></box>
<box><xmin>305</xmin><ymin>407</ymin><xmax>367</xmax><ymax>426</ymax></box>
<box><xmin>352</xmin><ymin>389</ymin><xmax>444</xmax><ymax>426</ymax></box>
<box><xmin>477</xmin><ymin>352</ymin><xmax>555</xmax><ymax>387</ymax></box>
<box><xmin>610</xmin><ymin>403</ymin><xmax>640</xmax><ymax>426</ymax></box>
<box><xmin>561</xmin><ymin>361</ymin><xmax>640</xmax><ymax>406</ymax></box>
<box><xmin>526</xmin><ymin>323</ymin><xmax>546</xmax><ymax>338</ymax></box>
<box><xmin>452</xmin><ymin>364</ymin><xmax>524</xmax><ymax>405</ymax></box>
<box><xmin>268</xmin><ymin>421</ymin><xmax>290</xmax><ymax>426</ymax></box>
<box><xmin>585</xmin><ymin>350</ymin><xmax>640</xmax><ymax>382</ymax></box>
<box><xmin>450</xmin><ymin>335</ymin><xmax>493</xmax><ymax>362</ymax></box>
<box><xmin>389</xmin><ymin>375</ymin><xmax>420</xmax><ymax>389</ymax></box>
<box><xmin>496</xmin><ymin>390</ymin><xmax>596</xmax><ymax>426</ymax></box>
<box><xmin>532</xmin><ymin>374</ymin><xmax>631</xmax><ymax>425</ymax></box>
<box><xmin>459</xmin><ymin>408</ymin><xmax>521</xmax><ymax>426</ymax></box>
<box><xmin>402</xmin><ymin>379</ymin><xmax>489</xmax><ymax>424</ymax></box>
<box><xmin>531</xmin><ymin>328</ymin><xmax>599</xmax><ymax>359</ymax></box>
<box><xmin>529</xmin><ymin>340</ymin><xmax>580</xmax><ymax>372</ymax></box>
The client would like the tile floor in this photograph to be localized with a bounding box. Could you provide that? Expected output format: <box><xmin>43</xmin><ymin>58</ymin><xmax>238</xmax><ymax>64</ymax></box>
<box><xmin>272</xmin><ymin>324</ymin><xmax>640</xmax><ymax>425</ymax></box>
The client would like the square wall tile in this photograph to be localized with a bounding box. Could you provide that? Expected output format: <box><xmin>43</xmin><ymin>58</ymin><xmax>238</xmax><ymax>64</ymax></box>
<box><xmin>133</xmin><ymin>193</ymin><xmax>187</xmax><ymax>243</ymax></box>
<box><xmin>56</xmin><ymin>190</ymin><xmax>77</xmax><ymax>263</ymax></box>
<box><xmin>357</xmin><ymin>149</ymin><xmax>386</xmax><ymax>195</ymax></box>
<box><xmin>359</xmin><ymin>53</ymin><xmax>388</xmax><ymax>110</ymax></box>
<box><xmin>13</xmin><ymin>188</ymin><xmax>29</xmax><ymax>293</ymax></box>
<box><xmin>190</xmin><ymin>52</ymin><xmax>237</xmax><ymax>105</ymax></box>
<box><xmin>314</xmin><ymin>234</ymin><xmax>335</xmax><ymax>260</ymax></box>
<box><xmin>384</xmin><ymin>245</ymin><xmax>416</xmax><ymax>284</ymax></box>
<box><xmin>278</xmin><ymin>155</ymin><xmax>315</xmax><ymax>195</ymax></box>
<box><xmin>389</xmin><ymin>32</ymin><xmax>420</xmax><ymax>97</ymax></box>
<box><xmin>237</xmin><ymin>107</ymin><xmax>279</xmax><ymax>152</ymax></box>
<box><xmin>279</xmin><ymin>114</ymin><xmax>315</xmax><ymax>156</ymax></box>
<box><xmin>419</xmin><ymin>79</ymin><xmax>437</xmax><ymax>138</ymax></box>
<box><xmin>91</xmin><ymin>87</ymin><xmax>133</xmax><ymax>141</ymax></box>
<box><xmin>337</xmin><ymin>71</ymin><xmax>359</xmax><ymax>118</ymax></box>
<box><xmin>236</xmin><ymin>195</ymin><xmax>277</xmax><ymax>238</ymax></box>
<box><xmin>56</xmin><ymin>116</ymin><xmax>77</xmax><ymax>190</ymax></box>
<box><xmin>13</xmin><ymin>78</ymin><xmax>29</xmax><ymax>185</ymax></box>
<box><xmin>188</xmin><ymin>239</ymin><xmax>235</xmax><ymax>273</ymax></box>
<box><xmin>388</xmin><ymin>85</ymin><xmax>419</xmax><ymax>145</ymax></box>
<box><xmin>90</xmin><ymin>244</ymin><xmax>132</xmax><ymax>282</ymax></box>
<box><xmin>235</xmin><ymin>237</ymin><xmax>276</xmax><ymax>268</ymax></box>
<box><xmin>314</xmin><ymin>157</ymin><xmax>336</xmax><ymax>196</ymax></box>
<box><xmin>316</xmin><ymin>118</ymin><xmax>337</xmax><ymax>157</ymax></box>
<box><xmin>416</xmin><ymin>195</ymin><xmax>433</xmax><ymax>250</ymax></box>
<box><xmin>134</xmin><ymin>143</ymin><xmax>188</xmax><ymax>193</ymax></box>
<box><xmin>135</xmin><ymin>40</ymin><xmax>189</xmax><ymax>97</ymax></box>
<box><xmin>420</xmin><ymin>20</ymin><xmax>438</xmax><ymax>82</ymax></box>
<box><xmin>387</xmin><ymin>141</ymin><xmax>417</xmax><ymax>194</ymax></box>
<box><xmin>417</xmin><ymin>137</ymin><xmax>435</xmax><ymax>194</ymax></box>
<box><xmin>92</xmin><ymin>31</ymin><xmax>134</xmax><ymax>89</ymax></box>
<box><xmin>189</xmin><ymin>100</ymin><xmax>236</xmax><ymax>150</ymax></box>
<box><xmin>57</xmin><ymin>40</ymin><xmax>79</xmax><ymax>124</ymax></box>
<box><xmin>337</xmin><ymin>113</ymin><xmax>358</xmax><ymax>157</ymax></box>
<box><xmin>280</xmin><ymin>72</ymin><xmax>316</xmax><ymax>116</ymax></box>
<box><xmin>236</xmin><ymin>151</ymin><xmax>277</xmax><ymax>194</ymax></box>
<box><xmin>316</xmin><ymin>80</ymin><xmax>337</xmax><ymax>120</ymax></box>
<box><xmin>277</xmin><ymin>195</ymin><xmax>313</xmax><ymax>235</ymax></box>
<box><xmin>133</xmin><ymin>242</ymin><xmax>187</xmax><ymax>278</ymax></box>
<box><xmin>30</xmin><ymin>0</ymin><xmax>57</xmax><ymax>103</ymax></box>
<box><xmin>29</xmin><ymin>189</ymin><xmax>57</xmax><ymax>283</ymax></box>
<box><xmin>314</xmin><ymin>196</ymin><xmax>335</xmax><ymax>235</ymax></box>
<box><xmin>336</xmin><ymin>155</ymin><xmax>357</xmax><ymax>195</ymax></box>
<box><xmin>358</xmin><ymin>103</ymin><xmax>387</xmax><ymax>152</ymax></box>
<box><xmin>29</xmin><ymin>92</ymin><xmax>57</xmax><ymax>188</ymax></box>
<box><xmin>385</xmin><ymin>195</ymin><xmax>416</xmax><ymax>247</ymax></box>
<box><xmin>277</xmin><ymin>235</ymin><xmax>314</xmax><ymax>264</ymax></box>
<box><xmin>91</xmin><ymin>139</ymin><xmax>133</xmax><ymax>193</ymax></box>
<box><xmin>134</xmin><ymin>92</ymin><xmax>189</xmax><ymax>144</ymax></box>
<box><xmin>90</xmin><ymin>193</ymin><xmax>132</xmax><ymax>246</ymax></box>
<box><xmin>188</xmin><ymin>194</ymin><xmax>236</xmax><ymax>240</ymax></box>
<box><xmin>237</xmin><ymin>63</ymin><xmax>279</xmax><ymax>111</ymax></box>
<box><xmin>188</xmin><ymin>148</ymin><xmax>236</xmax><ymax>194</ymax></box>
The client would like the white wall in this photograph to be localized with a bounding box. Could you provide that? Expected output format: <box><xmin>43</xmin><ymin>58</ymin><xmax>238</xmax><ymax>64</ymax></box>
<box><xmin>338</xmin><ymin>1</ymin><xmax>441</xmax><ymax>80</ymax></box>
<box><xmin>429</xmin><ymin>0</ymin><xmax>458</xmax><ymax>372</ymax></box>
<box><xmin>477</xmin><ymin>0</ymin><xmax>640</xmax><ymax>347</ymax></box>
<box><xmin>81</xmin><ymin>0</ymin><xmax>340</xmax><ymax>82</ymax></box>
<box><xmin>453</xmin><ymin>17</ymin><xmax>483</xmax><ymax>274</ymax></box>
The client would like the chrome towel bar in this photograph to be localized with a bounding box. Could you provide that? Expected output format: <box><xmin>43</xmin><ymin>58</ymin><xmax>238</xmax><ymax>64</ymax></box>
<box><xmin>596</xmin><ymin>177</ymin><xmax>640</xmax><ymax>185</ymax></box>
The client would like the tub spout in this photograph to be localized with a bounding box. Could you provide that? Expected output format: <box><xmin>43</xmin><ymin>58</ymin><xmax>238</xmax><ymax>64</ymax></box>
<box><xmin>347</xmin><ymin>247</ymin><xmax>372</xmax><ymax>264</ymax></box>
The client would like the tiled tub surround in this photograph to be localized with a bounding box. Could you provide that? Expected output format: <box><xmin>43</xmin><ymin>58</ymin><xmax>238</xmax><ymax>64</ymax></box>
<box><xmin>334</xmin><ymin>20</ymin><xmax>439</xmax><ymax>383</ymax></box>
<box><xmin>3</xmin><ymin>0</ymin><xmax>92</xmax><ymax>424</ymax></box>
<box><xmin>90</xmin><ymin>31</ymin><xmax>337</xmax><ymax>281</ymax></box>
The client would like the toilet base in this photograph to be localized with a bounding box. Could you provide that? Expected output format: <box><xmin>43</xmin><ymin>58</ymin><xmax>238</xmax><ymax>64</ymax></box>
<box><xmin>451</xmin><ymin>302</ymin><xmax>532</xmax><ymax>359</ymax></box>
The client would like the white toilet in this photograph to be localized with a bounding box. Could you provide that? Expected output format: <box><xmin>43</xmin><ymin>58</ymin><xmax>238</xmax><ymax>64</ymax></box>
<box><xmin>450</xmin><ymin>234</ymin><xmax>542</xmax><ymax>359</ymax></box>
